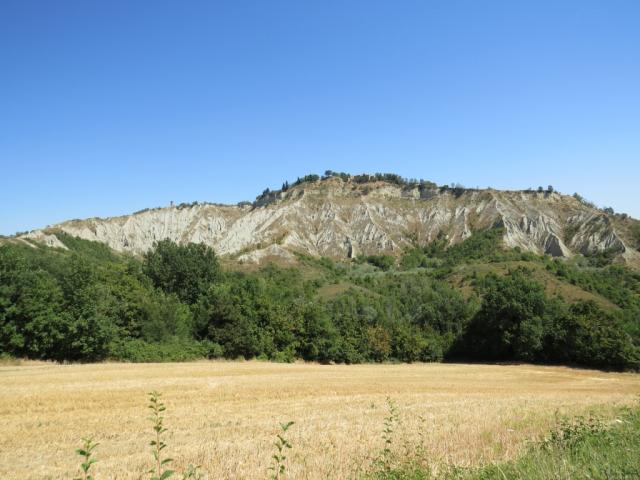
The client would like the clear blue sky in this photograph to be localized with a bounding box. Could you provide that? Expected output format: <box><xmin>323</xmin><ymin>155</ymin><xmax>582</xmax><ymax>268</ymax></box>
<box><xmin>2</xmin><ymin>0</ymin><xmax>639</xmax><ymax>235</ymax></box>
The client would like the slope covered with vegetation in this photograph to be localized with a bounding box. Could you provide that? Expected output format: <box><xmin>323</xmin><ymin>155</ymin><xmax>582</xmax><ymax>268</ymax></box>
<box><xmin>1</xmin><ymin>229</ymin><xmax>639</xmax><ymax>369</ymax></box>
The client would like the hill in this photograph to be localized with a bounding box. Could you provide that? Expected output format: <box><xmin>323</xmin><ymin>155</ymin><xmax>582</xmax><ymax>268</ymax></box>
<box><xmin>10</xmin><ymin>173</ymin><xmax>640</xmax><ymax>269</ymax></box>
<box><xmin>1</xmin><ymin>173</ymin><xmax>639</xmax><ymax>370</ymax></box>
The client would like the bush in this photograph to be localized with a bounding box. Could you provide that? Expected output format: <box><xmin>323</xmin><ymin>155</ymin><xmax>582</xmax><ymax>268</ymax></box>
<box><xmin>631</xmin><ymin>223</ymin><xmax>640</xmax><ymax>249</ymax></box>
<box><xmin>363</xmin><ymin>255</ymin><xmax>395</xmax><ymax>271</ymax></box>
<box><xmin>109</xmin><ymin>338</ymin><xmax>211</xmax><ymax>362</ymax></box>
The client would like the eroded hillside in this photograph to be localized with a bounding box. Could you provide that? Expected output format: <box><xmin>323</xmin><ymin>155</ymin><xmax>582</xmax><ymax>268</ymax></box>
<box><xmin>14</xmin><ymin>176</ymin><xmax>640</xmax><ymax>267</ymax></box>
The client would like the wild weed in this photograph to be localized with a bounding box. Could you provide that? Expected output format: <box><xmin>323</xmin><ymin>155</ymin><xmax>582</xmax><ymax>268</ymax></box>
<box><xmin>74</xmin><ymin>437</ymin><xmax>99</xmax><ymax>480</ymax></box>
<box><xmin>371</xmin><ymin>397</ymin><xmax>400</xmax><ymax>475</ymax></box>
<box><xmin>74</xmin><ymin>392</ymin><xmax>205</xmax><ymax>480</ymax></box>
<box><xmin>181</xmin><ymin>463</ymin><xmax>204</xmax><ymax>479</ymax></box>
<box><xmin>148</xmin><ymin>391</ymin><xmax>174</xmax><ymax>480</ymax></box>
<box><xmin>269</xmin><ymin>420</ymin><xmax>295</xmax><ymax>479</ymax></box>
<box><xmin>367</xmin><ymin>398</ymin><xmax>435</xmax><ymax>479</ymax></box>
<box><xmin>545</xmin><ymin>413</ymin><xmax>606</xmax><ymax>450</ymax></box>
<box><xmin>415</xmin><ymin>414</ymin><xmax>428</xmax><ymax>465</ymax></box>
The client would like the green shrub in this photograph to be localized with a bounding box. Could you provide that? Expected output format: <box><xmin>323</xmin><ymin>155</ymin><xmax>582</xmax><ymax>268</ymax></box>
<box><xmin>54</xmin><ymin>232</ymin><xmax>121</xmax><ymax>264</ymax></box>
<box><xmin>109</xmin><ymin>339</ymin><xmax>210</xmax><ymax>363</ymax></box>
<box><xmin>363</xmin><ymin>255</ymin><xmax>396</xmax><ymax>271</ymax></box>
<box><xmin>631</xmin><ymin>223</ymin><xmax>640</xmax><ymax>249</ymax></box>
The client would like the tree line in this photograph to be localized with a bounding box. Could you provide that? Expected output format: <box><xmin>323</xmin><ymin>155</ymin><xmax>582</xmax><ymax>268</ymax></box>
<box><xmin>0</xmin><ymin>232</ymin><xmax>638</xmax><ymax>369</ymax></box>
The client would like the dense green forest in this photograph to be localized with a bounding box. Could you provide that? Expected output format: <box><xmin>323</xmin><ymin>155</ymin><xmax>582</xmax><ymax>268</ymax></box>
<box><xmin>1</xmin><ymin>230</ymin><xmax>639</xmax><ymax>369</ymax></box>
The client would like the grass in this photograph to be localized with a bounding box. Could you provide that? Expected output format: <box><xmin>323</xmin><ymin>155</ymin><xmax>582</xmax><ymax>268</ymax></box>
<box><xmin>372</xmin><ymin>403</ymin><xmax>640</xmax><ymax>479</ymax></box>
<box><xmin>0</xmin><ymin>361</ymin><xmax>639</xmax><ymax>479</ymax></box>
<box><xmin>465</xmin><ymin>405</ymin><xmax>640</xmax><ymax>479</ymax></box>
<box><xmin>0</xmin><ymin>354</ymin><xmax>23</xmax><ymax>366</ymax></box>
<box><xmin>447</xmin><ymin>260</ymin><xmax>618</xmax><ymax>309</ymax></box>
<box><xmin>65</xmin><ymin>391</ymin><xmax>640</xmax><ymax>480</ymax></box>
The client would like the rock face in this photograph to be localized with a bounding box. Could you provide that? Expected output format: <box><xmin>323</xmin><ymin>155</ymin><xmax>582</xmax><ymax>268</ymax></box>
<box><xmin>20</xmin><ymin>177</ymin><xmax>640</xmax><ymax>267</ymax></box>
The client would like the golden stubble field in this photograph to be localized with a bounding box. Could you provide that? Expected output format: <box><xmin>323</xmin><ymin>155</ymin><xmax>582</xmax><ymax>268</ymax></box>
<box><xmin>1</xmin><ymin>361</ymin><xmax>639</xmax><ymax>479</ymax></box>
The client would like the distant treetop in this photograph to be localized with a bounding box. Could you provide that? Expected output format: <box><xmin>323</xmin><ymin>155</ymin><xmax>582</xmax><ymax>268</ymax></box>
<box><xmin>252</xmin><ymin>171</ymin><xmax>443</xmax><ymax>205</ymax></box>
<box><xmin>246</xmin><ymin>171</ymin><xmax>632</xmax><ymax>219</ymax></box>
<box><xmin>252</xmin><ymin>171</ymin><xmax>585</xmax><ymax>206</ymax></box>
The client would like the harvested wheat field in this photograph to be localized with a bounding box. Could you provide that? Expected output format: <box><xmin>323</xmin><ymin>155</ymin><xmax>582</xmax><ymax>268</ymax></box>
<box><xmin>0</xmin><ymin>361</ymin><xmax>639</xmax><ymax>479</ymax></box>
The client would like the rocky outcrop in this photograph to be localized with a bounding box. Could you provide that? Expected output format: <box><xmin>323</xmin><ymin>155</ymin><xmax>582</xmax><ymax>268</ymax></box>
<box><xmin>22</xmin><ymin>231</ymin><xmax>68</xmax><ymax>249</ymax></box>
<box><xmin>19</xmin><ymin>177</ymin><xmax>640</xmax><ymax>267</ymax></box>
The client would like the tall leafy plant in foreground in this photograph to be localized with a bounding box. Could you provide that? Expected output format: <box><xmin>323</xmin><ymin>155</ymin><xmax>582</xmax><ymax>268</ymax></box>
<box><xmin>148</xmin><ymin>391</ymin><xmax>174</xmax><ymax>480</ymax></box>
<box><xmin>269</xmin><ymin>421</ymin><xmax>295</xmax><ymax>479</ymax></box>
<box><xmin>74</xmin><ymin>437</ymin><xmax>99</xmax><ymax>480</ymax></box>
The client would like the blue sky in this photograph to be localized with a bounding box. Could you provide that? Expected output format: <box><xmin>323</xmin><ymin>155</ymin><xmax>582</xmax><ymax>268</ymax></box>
<box><xmin>1</xmin><ymin>0</ymin><xmax>639</xmax><ymax>235</ymax></box>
